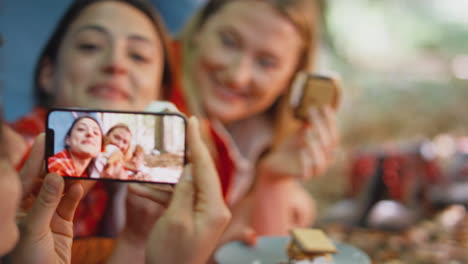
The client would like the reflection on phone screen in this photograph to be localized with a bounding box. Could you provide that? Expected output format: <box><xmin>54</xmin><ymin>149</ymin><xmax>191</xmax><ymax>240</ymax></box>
<box><xmin>46</xmin><ymin>109</ymin><xmax>186</xmax><ymax>184</ymax></box>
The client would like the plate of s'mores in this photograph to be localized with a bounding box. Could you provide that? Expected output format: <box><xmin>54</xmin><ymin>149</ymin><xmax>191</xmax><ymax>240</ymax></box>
<box><xmin>215</xmin><ymin>228</ymin><xmax>370</xmax><ymax>264</ymax></box>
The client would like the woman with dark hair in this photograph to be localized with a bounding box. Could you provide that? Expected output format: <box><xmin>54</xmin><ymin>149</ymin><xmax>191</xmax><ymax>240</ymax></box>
<box><xmin>8</xmin><ymin>0</ymin><xmax>177</xmax><ymax>239</ymax></box>
<box><xmin>48</xmin><ymin>116</ymin><xmax>104</xmax><ymax>177</ymax></box>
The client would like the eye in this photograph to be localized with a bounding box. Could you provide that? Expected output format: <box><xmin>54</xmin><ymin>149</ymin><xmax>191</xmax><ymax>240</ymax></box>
<box><xmin>219</xmin><ymin>31</ymin><xmax>239</xmax><ymax>49</ymax></box>
<box><xmin>256</xmin><ymin>55</ymin><xmax>278</xmax><ymax>69</ymax></box>
<box><xmin>129</xmin><ymin>52</ymin><xmax>150</xmax><ymax>63</ymax></box>
<box><xmin>77</xmin><ymin>42</ymin><xmax>101</xmax><ymax>53</ymax></box>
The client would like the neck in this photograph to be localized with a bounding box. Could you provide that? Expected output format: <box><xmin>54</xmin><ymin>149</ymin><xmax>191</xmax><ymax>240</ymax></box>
<box><xmin>69</xmin><ymin>151</ymin><xmax>92</xmax><ymax>176</ymax></box>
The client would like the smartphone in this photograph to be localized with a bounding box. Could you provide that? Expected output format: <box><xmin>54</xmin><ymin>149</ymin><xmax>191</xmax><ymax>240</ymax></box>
<box><xmin>290</xmin><ymin>72</ymin><xmax>341</xmax><ymax>121</ymax></box>
<box><xmin>45</xmin><ymin>108</ymin><xmax>187</xmax><ymax>184</ymax></box>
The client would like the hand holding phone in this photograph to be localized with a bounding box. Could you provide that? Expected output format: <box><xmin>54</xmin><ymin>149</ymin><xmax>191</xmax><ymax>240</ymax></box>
<box><xmin>290</xmin><ymin>72</ymin><xmax>341</xmax><ymax>121</ymax></box>
<box><xmin>45</xmin><ymin>108</ymin><xmax>187</xmax><ymax>184</ymax></box>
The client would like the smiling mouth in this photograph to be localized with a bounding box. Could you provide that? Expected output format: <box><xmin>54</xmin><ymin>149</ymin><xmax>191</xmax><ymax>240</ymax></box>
<box><xmin>209</xmin><ymin>75</ymin><xmax>246</xmax><ymax>102</ymax></box>
<box><xmin>88</xmin><ymin>84</ymin><xmax>130</xmax><ymax>101</ymax></box>
<box><xmin>81</xmin><ymin>140</ymin><xmax>95</xmax><ymax>146</ymax></box>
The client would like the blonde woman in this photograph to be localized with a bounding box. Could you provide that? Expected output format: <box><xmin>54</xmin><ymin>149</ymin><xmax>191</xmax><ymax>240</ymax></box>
<box><xmin>170</xmin><ymin>0</ymin><xmax>339</xmax><ymax>239</ymax></box>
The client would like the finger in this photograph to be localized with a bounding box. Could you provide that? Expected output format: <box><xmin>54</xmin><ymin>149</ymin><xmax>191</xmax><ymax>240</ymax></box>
<box><xmin>128</xmin><ymin>183</ymin><xmax>173</xmax><ymax>207</ymax></box>
<box><xmin>143</xmin><ymin>183</ymin><xmax>174</xmax><ymax>192</ymax></box>
<box><xmin>308</xmin><ymin>109</ymin><xmax>331</xmax><ymax>150</ymax></box>
<box><xmin>322</xmin><ymin>106</ymin><xmax>339</xmax><ymax>147</ymax></box>
<box><xmin>304</xmin><ymin>138</ymin><xmax>327</xmax><ymax>178</ymax></box>
<box><xmin>165</xmin><ymin>165</ymin><xmax>194</xmax><ymax>218</ymax></box>
<box><xmin>56</xmin><ymin>182</ymin><xmax>84</xmax><ymax>221</ymax></box>
<box><xmin>24</xmin><ymin>173</ymin><xmax>64</xmax><ymax>232</ymax></box>
<box><xmin>66</xmin><ymin>179</ymin><xmax>96</xmax><ymax>196</ymax></box>
<box><xmin>310</xmin><ymin>139</ymin><xmax>328</xmax><ymax>176</ymax></box>
<box><xmin>19</xmin><ymin>133</ymin><xmax>46</xmax><ymax>195</ymax></box>
<box><xmin>300</xmin><ymin>148</ymin><xmax>313</xmax><ymax>180</ymax></box>
<box><xmin>187</xmin><ymin>117</ymin><xmax>223</xmax><ymax>202</ymax></box>
<box><xmin>317</xmin><ymin>106</ymin><xmax>339</xmax><ymax>162</ymax></box>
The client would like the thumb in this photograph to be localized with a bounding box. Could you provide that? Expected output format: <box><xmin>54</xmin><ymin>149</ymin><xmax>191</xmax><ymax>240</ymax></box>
<box><xmin>24</xmin><ymin>173</ymin><xmax>64</xmax><ymax>233</ymax></box>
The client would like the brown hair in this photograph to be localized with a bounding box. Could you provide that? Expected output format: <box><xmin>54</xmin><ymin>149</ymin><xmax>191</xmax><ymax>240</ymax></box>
<box><xmin>34</xmin><ymin>0</ymin><xmax>175</xmax><ymax>107</ymax></box>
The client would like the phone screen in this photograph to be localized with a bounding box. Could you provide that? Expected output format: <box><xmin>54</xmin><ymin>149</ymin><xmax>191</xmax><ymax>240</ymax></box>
<box><xmin>46</xmin><ymin>108</ymin><xmax>186</xmax><ymax>184</ymax></box>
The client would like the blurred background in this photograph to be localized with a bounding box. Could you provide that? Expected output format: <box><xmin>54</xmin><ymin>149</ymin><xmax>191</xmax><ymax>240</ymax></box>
<box><xmin>1</xmin><ymin>0</ymin><xmax>468</xmax><ymax>262</ymax></box>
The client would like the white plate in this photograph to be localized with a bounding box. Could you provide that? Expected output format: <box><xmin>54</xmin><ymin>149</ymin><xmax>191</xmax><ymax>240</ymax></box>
<box><xmin>215</xmin><ymin>236</ymin><xmax>370</xmax><ymax>264</ymax></box>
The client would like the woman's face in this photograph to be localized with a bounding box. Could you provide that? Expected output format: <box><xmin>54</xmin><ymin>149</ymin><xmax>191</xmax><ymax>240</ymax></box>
<box><xmin>41</xmin><ymin>1</ymin><xmax>165</xmax><ymax>111</ymax></box>
<box><xmin>191</xmin><ymin>1</ymin><xmax>303</xmax><ymax>124</ymax></box>
<box><xmin>0</xmin><ymin>147</ymin><xmax>21</xmax><ymax>255</ymax></box>
<box><xmin>66</xmin><ymin>118</ymin><xmax>103</xmax><ymax>159</ymax></box>
<box><xmin>107</xmin><ymin>127</ymin><xmax>131</xmax><ymax>153</ymax></box>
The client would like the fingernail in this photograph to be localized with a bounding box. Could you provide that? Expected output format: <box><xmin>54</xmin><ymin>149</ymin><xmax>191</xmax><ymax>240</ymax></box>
<box><xmin>44</xmin><ymin>174</ymin><xmax>61</xmax><ymax>194</ymax></box>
